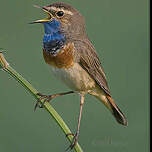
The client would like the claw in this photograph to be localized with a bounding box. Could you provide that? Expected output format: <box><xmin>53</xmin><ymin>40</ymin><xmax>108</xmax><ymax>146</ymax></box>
<box><xmin>66</xmin><ymin>133</ymin><xmax>78</xmax><ymax>151</ymax></box>
<box><xmin>34</xmin><ymin>93</ymin><xmax>50</xmax><ymax>111</ymax></box>
<box><xmin>66</xmin><ymin>133</ymin><xmax>75</xmax><ymax>137</ymax></box>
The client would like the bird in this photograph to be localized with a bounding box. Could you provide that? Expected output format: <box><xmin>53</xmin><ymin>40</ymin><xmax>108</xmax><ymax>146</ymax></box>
<box><xmin>31</xmin><ymin>2</ymin><xmax>127</xmax><ymax>149</ymax></box>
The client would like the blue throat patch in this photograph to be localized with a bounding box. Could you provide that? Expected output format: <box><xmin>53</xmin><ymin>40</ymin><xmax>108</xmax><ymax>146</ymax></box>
<box><xmin>43</xmin><ymin>19</ymin><xmax>66</xmax><ymax>55</ymax></box>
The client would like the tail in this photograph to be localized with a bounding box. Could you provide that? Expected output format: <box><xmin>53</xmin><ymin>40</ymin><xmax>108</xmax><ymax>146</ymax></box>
<box><xmin>89</xmin><ymin>90</ymin><xmax>127</xmax><ymax>126</ymax></box>
<box><xmin>106</xmin><ymin>95</ymin><xmax>128</xmax><ymax>126</ymax></box>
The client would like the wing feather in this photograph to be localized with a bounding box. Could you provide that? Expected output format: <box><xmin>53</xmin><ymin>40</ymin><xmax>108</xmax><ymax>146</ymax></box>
<box><xmin>73</xmin><ymin>39</ymin><xmax>111</xmax><ymax>96</ymax></box>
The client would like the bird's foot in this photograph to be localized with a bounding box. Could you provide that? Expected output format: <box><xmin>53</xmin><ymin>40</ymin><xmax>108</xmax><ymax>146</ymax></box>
<box><xmin>66</xmin><ymin>132</ymin><xmax>78</xmax><ymax>151</ymax></box>
<box><xmin>34</xmin><ymin>93</ymin><xmax>56</xmax><ymax>111</ymax></box>
<box><xmin>34</xmin><ymin>91</ymin><xmax>74</xmax><ymax>111</ymax></box>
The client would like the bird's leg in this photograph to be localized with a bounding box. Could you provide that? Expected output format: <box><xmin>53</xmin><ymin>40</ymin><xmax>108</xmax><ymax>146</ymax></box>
<box><xmin>34</xmin><ymin>91</ymin><xmax>74</xmax><ymax>111</ymax></box>
<box><xmin>66</xmin><ymin>94</ymin><xmax>85</xmax><ymax>150</ymax></box>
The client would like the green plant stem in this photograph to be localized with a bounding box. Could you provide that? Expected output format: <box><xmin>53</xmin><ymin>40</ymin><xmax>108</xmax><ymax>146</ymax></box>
<box><xmin>0</xmin><ymin>53</ymin><xmax>83</xmax><ymax>152</ymax></box>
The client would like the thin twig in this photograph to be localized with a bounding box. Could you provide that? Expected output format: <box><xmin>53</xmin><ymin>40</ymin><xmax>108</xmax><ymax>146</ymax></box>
<box><xmin>0</xmin><ymin>52</ymin><xmax>83</xmax><ymax>152</ymax></box>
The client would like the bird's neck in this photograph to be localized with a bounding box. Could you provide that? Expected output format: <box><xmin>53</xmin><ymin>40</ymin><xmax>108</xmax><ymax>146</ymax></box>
<box><xmin>43</xmin><ymin>19</ymin><xmax>66</xmax><ymax>55</ymax></box>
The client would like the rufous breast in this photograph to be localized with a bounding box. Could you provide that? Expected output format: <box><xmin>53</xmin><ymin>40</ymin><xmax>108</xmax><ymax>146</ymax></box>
<box><xmin>43</xmin><ymin>42</ymin><xmax>74</xmax><ymax>69</ymax></box>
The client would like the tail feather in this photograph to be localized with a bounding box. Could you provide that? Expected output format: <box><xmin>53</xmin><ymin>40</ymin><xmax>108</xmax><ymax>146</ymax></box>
<box><xmin>106</xmin><ymin>95</ymin><xmax>128</xmax><ymax>126</ymax></box>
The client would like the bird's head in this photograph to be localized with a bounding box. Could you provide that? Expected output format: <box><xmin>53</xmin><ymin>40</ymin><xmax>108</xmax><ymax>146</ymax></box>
<box><xmin>31</xmin><ymin>2</ymin><xmax>86</xmax><ymax>38</ymax></box>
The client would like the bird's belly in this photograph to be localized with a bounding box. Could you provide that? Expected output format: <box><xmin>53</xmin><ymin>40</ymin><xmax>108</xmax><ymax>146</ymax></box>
<box><xmin>50</xmin><ymin>63</ymin><xmax>96</xmax><ymax>92</ymax></box>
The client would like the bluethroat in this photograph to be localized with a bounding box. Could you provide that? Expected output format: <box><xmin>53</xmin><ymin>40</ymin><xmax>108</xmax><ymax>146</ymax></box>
<box><xmin>31</xmin><ymin>2</ymin><xmax>127</xmax><ymax>149</ymax></box>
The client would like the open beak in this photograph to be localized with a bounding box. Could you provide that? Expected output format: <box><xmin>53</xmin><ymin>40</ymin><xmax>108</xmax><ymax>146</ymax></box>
<box><xmin>30</xmin><ymin>5</ymin><xmax>52</xmax><ymax>24</ymax></box>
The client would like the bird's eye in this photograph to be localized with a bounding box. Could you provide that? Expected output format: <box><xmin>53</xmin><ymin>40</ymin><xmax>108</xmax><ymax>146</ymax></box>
<box><xmin>56</xmin><ymin>11</ymin><xmax>64</xmax><ymax>17</ymax></box>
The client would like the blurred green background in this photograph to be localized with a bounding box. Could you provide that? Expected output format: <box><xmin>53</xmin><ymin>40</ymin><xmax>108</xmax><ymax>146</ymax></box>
<box><xmin>0</xmin><ymin>0</ymin><xmax>149</xmax><ymax>152</ymax></box>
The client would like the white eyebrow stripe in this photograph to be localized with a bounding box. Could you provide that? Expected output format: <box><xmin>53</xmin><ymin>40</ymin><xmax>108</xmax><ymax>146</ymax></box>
<box><xmin>51</xmin><ymin>7</ymin><xmax>73</xmax><ymax>15</ymax></box>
